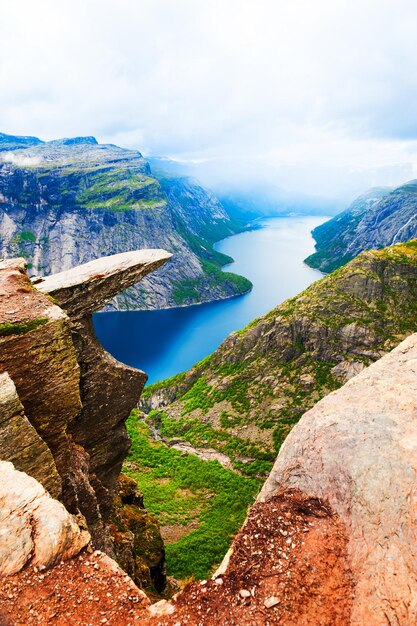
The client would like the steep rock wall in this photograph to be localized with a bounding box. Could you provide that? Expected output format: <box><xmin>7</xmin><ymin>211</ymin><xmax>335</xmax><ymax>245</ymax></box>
<box><xmin>0</xmin><ymin>371</ymin><xmax>59</xmax><ymax>494</ymax></box>
<box><xmin>0</xmin><ymin>258</ymin><xmax>81</xmax><ymax>499</ymax></box>
<box><xmin>0</xmin><ymin>251</ymin><xmax>170</xmax><ymax>589</ymax></box>
<box><xmin>306</xmin><ymin>180</ymin><xmax>417</xmax><ymax>272</ymax></box>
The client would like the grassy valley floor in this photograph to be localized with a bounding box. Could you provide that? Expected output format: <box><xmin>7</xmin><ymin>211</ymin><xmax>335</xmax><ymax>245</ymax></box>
<box><xmin>124</xmin><ymin>410</ymin><xmax>261</xmax><ymax>580</ymax></box>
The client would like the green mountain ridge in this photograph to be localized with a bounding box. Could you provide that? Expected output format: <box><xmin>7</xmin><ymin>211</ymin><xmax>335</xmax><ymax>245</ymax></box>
<box><xmin>305</xmin><ymin>181</ymin><xmax>417</xmax><ymax>272</ymax></box>
<box><xmin>141</xmin><ymin>240</ymin><xmax>417</xmax><ymax>474</ymax></box>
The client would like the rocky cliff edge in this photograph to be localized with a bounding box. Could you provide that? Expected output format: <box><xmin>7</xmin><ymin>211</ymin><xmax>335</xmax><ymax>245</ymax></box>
<box><xmin>1</xmin><ymin>328</ymin><xmax>416</xmax><ymax>624</ymax></box>
<box><xmin>0</xmin><ymin>250</ymin><xmax>170</xmax><ymax>590</ymax></box>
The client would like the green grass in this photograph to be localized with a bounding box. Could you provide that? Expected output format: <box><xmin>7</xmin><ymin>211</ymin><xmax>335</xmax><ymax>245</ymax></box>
<box><xmin>147</xmin><ymin>410</ymin><xmax>275</xmax><ymax>473</ymax></box>
<box><xmin>12</xmin><ymin>230</ymin><xmax>36</xmax><ymax>244</ymax></box>
<box><xmin>172</xmin><ymin>259</ymin><xmax>252</xmax><ymax>305</ymax></box>
<box><xmin>0</xmin><ymin>318</ymin><xmax>49</xmax><ymax>337</ymax></box>
<box><xmin>124</xmin><ymin>410</ymin><xmax>261</xmax><ymax>580</ymax></box>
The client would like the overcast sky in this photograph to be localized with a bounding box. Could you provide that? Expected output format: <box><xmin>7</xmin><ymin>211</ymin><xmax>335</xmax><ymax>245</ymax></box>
<box><xmin>2</xmin><ymin>0</ymin><xmax>417</xmax><ymax>200</ymax></box>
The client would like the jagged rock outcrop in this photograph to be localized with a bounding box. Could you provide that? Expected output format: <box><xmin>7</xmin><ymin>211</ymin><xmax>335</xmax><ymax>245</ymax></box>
<box><xmin>0</xmin><ymin>133</ymin><xmax>251</xmax><ymax>309</ymax></box>
<box><xmin>111</xmin><ymin>475</ymin><xmax>166</xmax><ymax>594</ymax></box>
<box><xmin>306</xmin><ymin>180</ymin><xmax>417</xmax><ymax>272</ymax></box>
<box><xmin>35</xmin><ymin>250</ymin><xmax>171</xmax><ymax>550</ymax></box>
<box><xmin>0</xmin><ymin>371</ymin><xmax>58</xmax><ymax>494</ymax></box>
<box><xmin>0</xmin><ymin>460</ymin><xmax>90</xmax><ymax>576</ymax></box>
<box><xmin>142</xmin><ymin>241</ymin><xmax>417</xmax><ymax>474</ymax></box>
<box><xmin>0</xmin><ymin>258</ymin><xmax>81</xmax><ymax>498</ymax></box>
<box><xmin>0</xmin><ymin>250</ymin><xmax>170</xmax><ymax>590</ymax></box>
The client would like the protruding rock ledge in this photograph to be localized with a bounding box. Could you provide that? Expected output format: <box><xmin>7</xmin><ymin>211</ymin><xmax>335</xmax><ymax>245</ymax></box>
<box><xmin>34</xmin><ymin>249</ymin><xmax>172</xmax><ymax>318</ymax></box>
<box><xmin>0</xmin><ymin>251</ymin><xmax>171</xmax><ymax>588</ymax></box>
<box><xmin>31</xmin><ymin>249</ymin><xmax>171</xmax><ymax>554</ymax></box>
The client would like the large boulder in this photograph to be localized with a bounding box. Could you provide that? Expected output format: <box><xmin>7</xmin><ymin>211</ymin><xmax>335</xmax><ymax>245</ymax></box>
<box><xmin>0</xmin><ymin>461</ymin><xmax>89</xmax><ymax>575</ymax></box>
<box><xmin>259</xmin><ymin>332</ymin><xmax>417</xmax><ymax>625</ymax></box>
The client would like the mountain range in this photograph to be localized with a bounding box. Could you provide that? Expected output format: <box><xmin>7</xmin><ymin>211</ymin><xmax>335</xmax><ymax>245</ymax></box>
<box><xmin>0</xmin><ymin>132</ymin><xmax>251</xmax><ymax>309</ymax></box>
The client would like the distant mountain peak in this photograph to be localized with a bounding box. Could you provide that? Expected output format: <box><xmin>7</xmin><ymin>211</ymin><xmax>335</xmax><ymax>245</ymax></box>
<box><xmin>49</xmin><ymin>136</ymin><xmax>98</xmax><ymax>146</ymax></box>
<box><xmin>305</xmin><ymin>179</ymin><xmax>417</xmax><ymax>272</ymax></box>
<box><xmin>0</xmin><ymin>132</ymin><xmax>43</xmax><ymax>151</ymax></box>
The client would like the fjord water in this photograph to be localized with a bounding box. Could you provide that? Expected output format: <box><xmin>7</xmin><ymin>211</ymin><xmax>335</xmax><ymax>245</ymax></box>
<box><xmin>94</xmin><ymin>216</ymin><xmax>326</xmax><ymax>384</ymax></box>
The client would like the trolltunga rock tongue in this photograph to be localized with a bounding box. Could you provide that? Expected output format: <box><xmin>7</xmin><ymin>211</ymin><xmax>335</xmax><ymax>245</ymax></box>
<box><xmin>0</xmin><ymin>250</ymin><xmax>171</xmax><ymax>573</ymax></box>
<box><xmin>258</xmin><ymin>332</ymin><xmax>417</xmax><ymax>626</ymax></box>
<box><xmin>34</xmin><ymin>249</ymin><xmax>172</xmax><ymax>318</ymax></box>
<box><xmin>32</xmin><ymin>249</ymin><xmax>171</xmax><ymax>550</ymax></box>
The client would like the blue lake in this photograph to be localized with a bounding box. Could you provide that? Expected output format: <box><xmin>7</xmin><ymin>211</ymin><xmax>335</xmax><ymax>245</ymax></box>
<box><xmin>93</xmin><ymin>216</ymin><xmax>326</xmax><ymax>384</ymax></box>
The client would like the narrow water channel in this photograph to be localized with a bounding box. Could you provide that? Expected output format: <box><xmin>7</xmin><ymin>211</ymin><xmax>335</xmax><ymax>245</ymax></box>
<box><xmin>93</xmin><ymin>215</ymin><xmax>326</xmax><ymax>384</ymax></box>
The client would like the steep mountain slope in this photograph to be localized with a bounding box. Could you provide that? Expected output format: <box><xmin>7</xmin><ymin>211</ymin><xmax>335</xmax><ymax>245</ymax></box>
<box><xmin>142</xmin><ymin>240</ymin><xmax>417</xmax><ymax>477</ymax></box>
<box><xmin>305</xmin><ymin>181</ymin><xmax>417</xmax><ymax>272</ymax></box>
<box><xmin>0</xmin><ymin>134</ymin><xmax>251</xmax><ymax>309</ymax></box>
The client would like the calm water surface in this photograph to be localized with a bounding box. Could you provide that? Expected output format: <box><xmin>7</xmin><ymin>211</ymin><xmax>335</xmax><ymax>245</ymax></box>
<box><xmin>94</xmin><ymin>216</ymin><xmax>326</xmax><ymax>384</ymax></box>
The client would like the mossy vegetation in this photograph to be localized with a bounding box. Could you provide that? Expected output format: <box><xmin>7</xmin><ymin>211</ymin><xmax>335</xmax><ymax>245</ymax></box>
<box><xmin>124</xmin><ymin>410</ymin><xmax>261</xmax><ymax>580</ymax></box>
<box><xmin>12</xmin><ymin>230</ymin><xmax>37</xmax><ymax>244</ymax></box>
<box><xmin>146</xmin><ymin>410</ymin><xmax>275</xmax><ymax>474</ymax></box>
<box><xmin>0</xmin><ymin>317</ymin><xmax>49</xmax><ymax>337</ymax></box>
<box><xmin>172</xmin><ymin>258</ymin><xmax>252</xmax><ymax>305</ymax></box>
<box><xmin>76</xmin><ymin>169</ymin><xmax>167</xmax><ymax>212</ymax></box>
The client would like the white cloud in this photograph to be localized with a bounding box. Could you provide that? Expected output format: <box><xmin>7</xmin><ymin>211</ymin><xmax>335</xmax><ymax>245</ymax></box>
<box><xmin>2</xmin><ymin>0</ymin><xmax>417</xmax><ymax>198</ymax></box>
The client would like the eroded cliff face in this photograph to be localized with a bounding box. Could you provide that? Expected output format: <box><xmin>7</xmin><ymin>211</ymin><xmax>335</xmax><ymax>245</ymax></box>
<box><xmin>0</xmin><ymin>135</ymin><xmax>251</xmax><ymax>309</ymax></box>
<box><xmin>305</xmin><ymin>180</ymin><xmax>417</xmax><ymax>272</ymax></box>
<box><xmin>0</xmin><ymin>250</ymin><xmax>170</xmax><ymax>591</ymax></box>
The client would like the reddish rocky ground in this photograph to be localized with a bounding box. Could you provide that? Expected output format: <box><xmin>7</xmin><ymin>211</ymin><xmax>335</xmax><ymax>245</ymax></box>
<box><xmin>0</xmin><ymin>491</ymin><xmax>354</xmax><ymax>625</ymax></box>
<box><xmin>151</xmin><ymin>490</ymin><xmax>354</xmax><ymax>626</ymax></box>
<box><xmin>0</xmin><ymin>551</ymin><xmax>151</xmax><ymax>626</ymax></box>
